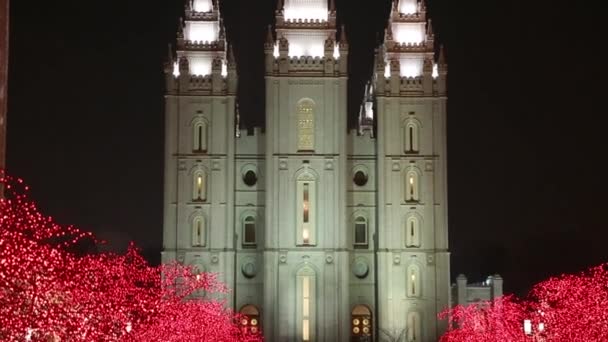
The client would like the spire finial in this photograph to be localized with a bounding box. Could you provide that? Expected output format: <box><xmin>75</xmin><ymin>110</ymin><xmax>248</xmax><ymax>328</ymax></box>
<box><xmin>227</xmin><ymin>44</ymin><xmax>236</xmax><ymax>65</ymax></box>
<box><xmin>426</xmin><ymin>19</ymin><xmax>434</xmax><ymax>38</ymax></box>
<box><xmin>340</xmin><ymin>24</ymin><xmax>348</xmax><ymax>45</ymax></box>
<box><xmin>167</xmin><ymin>43</ymin><xmax>173</xmax><ymax>63</ymax></box>
<box><xmin>266</xmin><ymin>25</ymin><xmax>274</xmax><ymax>45</ymax></box>
<box><xmin>330</xmin><ymin>0</ymin><xmax>336</xmax><ymax>12</ymax></box>
<box><xmin>438</xmin><ymin>45</ymin><xmax>447</xmax><ymax>65</ymax></box>
<box><xmin>276</xmin><ymin>0</ymin><xmax>283</xmax><ymax>11</ymax></box>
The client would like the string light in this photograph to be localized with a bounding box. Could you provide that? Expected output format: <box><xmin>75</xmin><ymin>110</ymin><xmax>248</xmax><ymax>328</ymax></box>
<box><xmin>440</xmin><ymin>264</ymin><xmax>608</xmax><ymax>341</ymax></box>
<box><xmin>0</xmin><ymin>171</ymin><xmax>263</xmax><ymax>342</ymax></box>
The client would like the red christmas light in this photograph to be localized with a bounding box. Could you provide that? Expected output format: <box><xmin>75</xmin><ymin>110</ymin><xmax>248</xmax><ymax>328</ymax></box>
<box><xmin>0</xmin><ymin>171</ymin><xmax>263</xmax><ymax>342</ymax></box>
<box><xmin>440</xmin><ymin>263</ymin><xmax>608</xmax><ymax>341</ymax></box>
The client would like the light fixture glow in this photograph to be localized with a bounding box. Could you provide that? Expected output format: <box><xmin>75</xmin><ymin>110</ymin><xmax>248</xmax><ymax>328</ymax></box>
<box><xmin>189</xmin><ymin>57</ymin><xmax>213</xmax><ymax>76</ymax></box>
<box><xmin>221</xmin><ymin>60</ymin><xmax>228</xmax><ymax>77</ymax></box>
<box><xmin>432</xmin><ymin>63</ymin><xmax>439</xmax><ymax>79</ymax></box>
<box><xmin>393</xmin><ymin>23</ymin><xmax>425</xmax><ymax>45</ymax></box>
<box><xmin>192</xmin><ymin>0</ymin><xmax>212</xmax><ymax>13</ymax></box>
<box><xmin>185</xmin><ymin>22</ymin><xmax>219</xmax><ymax>43</ymax></box>
<box><xmin>365</xmin><ymin>102</ymin><xmax>374</xmax><ymax>120</ymax></box>
<box><xmin>173</xmin><ymin>62</ymin><xmax>180</xmax><ymax>77</ymax></box>
<box><xmin>523</xmin><ymin>319</ymin><xmax>532</xmax><ymax>335</ymax></box>
<box><xmin>333</xmin><ymin>43</ymin><xmax>340</xmax><ymax>59</ymax></box>
<box><xmin>384</xmin><ymin>62</ymin><xmax>391</xmax><ymax>78</ymax></box>
<box><xmin>400</xmin><ymin>57</ymin><xmax>423</xmax><ymax>77</ymax></box>
<box><xmin>399</xmin><ymin>0</ymin><xmax>418</xmax><ymax>14</ymax></box>
<box><xmin>273</xmin><ymin>43</ymin><xmax>280</xmax><ymax>58</ymax></box>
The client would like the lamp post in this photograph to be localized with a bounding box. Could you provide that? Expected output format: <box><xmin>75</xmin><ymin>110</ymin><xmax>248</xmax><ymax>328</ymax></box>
<box><xmin>523</xmin><ymin>317</ymin><xmax>545</xmax><ymax>341</ymax></box>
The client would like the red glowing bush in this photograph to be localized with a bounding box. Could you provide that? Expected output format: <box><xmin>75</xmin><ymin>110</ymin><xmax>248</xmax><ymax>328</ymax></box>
<box><xmin>0</xmin><ymin>172</ymin><xmax>262</xmax><ymax>342</ymax></box>
<box><xmin>441</xmin><ymin>264</ymin><xmax>608</xmax><ymax>341</ymax></box>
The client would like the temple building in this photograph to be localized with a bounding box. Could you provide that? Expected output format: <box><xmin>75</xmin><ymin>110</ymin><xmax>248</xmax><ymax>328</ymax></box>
<box><xmin>162</xmin><ymin>0</ymin><xmax>449</xmax><ymax>340</ymax></box>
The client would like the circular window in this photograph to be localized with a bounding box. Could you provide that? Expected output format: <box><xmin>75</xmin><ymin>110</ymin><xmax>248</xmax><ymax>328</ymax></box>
<box><xmin>353</xmin><ymin>170</ymin><xmax>368</xmax><ymax>187</ymax></box>
<box><xmin>243</xmin><ymin>170</ymin><xmax>258</xmax><ymax>186</ymax></box>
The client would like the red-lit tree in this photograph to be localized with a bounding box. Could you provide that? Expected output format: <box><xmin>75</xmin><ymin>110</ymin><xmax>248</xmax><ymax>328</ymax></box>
<box><xmin>441</xmin><ymin>264</ymin><xmax>608</xmax><ymax>341</ymax></box>
<box><xmin>0</xmin><ymin>172</ymin><xmax>262</xmax><ymax>342</ymax></box>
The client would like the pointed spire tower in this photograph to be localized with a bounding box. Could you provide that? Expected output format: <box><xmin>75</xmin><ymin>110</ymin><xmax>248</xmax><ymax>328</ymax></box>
<box><xmin>162</xmin><ymin>0</ymin><xmax>239</xmax><ymax>311</ymax></box>
<box><xmin>371</xmin><ymin>0</ymin><xmax>450</xmax><ymax>340</ymax></box>
<box><xmin>266</xmin><ymin>0</ymin><xmax>346</xmax><ymax>76</ymax></box>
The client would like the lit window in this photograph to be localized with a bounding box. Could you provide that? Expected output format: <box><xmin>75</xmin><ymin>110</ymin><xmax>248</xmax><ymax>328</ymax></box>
<box><xmin>354</xmin><ymin>216</ymin><xmax>368</xmax><ymax>247</ymax></box>
<box><xmin>243</xmin><ymin>216</ymin><xmax>256</xmax><ymax>247</ymax></box>
<box><xmin>193</xmin><ymin>171</ymin><xmax>207</xmax><ymax>201</ymax></box>
<box><xmin>405</xmin><ymin>171</ymin><xmax>419</xmax><ymax>203</ymax></box>
<box><xmin>193</xmin><ymin>121</ymin><xmax>208</xmax><ymax>153</ymax></box>
<box><xmin>405</xmin><ymin>216</ymin><xmax>421</xmax><ymax>248</ymax></box>
<box><xmin>297</xmin><ymin>267</ymin><xmax>315</xmax><ymax>342</ymax></box>
<box><xmin>407</xmin><ymin>311</ymin><xmax>422</xmax><ymax>341</ymax></box>
<box><xmin>407</xmin><ymin>265</ymin><xmax>421</xmax><ymax>298</ymax></box>
<box><xmin>192</xmin><ymin>216</ymin><xmax>206</xmax><ymax>247</ymax></box>
<box><xmin>297</xmin><ymin>175</ymin><xmax>316</xmax><ymax>246</ymax></box>
<box><xmin>297</xmin><ymin>99</ymin><xmax>315</xmax><ymax>151</ymax></box>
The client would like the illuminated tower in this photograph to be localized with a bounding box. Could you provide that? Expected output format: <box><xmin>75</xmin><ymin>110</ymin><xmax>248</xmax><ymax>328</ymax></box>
<box><xmin>370</xmin><ymin>0</ymin><xmax>449</xmax><ymax>340</ymax></box>
<box><xmin>161</xmin><ymin>0</ymin><xmax>238</xmax><ymax>303</ymax></box>
<box><xmin>261</xmin><ymin>0</ymin><xmax>352</xmax><ymax>340</ymax></box>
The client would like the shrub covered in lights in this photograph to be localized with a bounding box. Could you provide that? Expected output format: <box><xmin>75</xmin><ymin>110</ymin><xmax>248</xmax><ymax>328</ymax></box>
<box><xmin>0</xmin><ymin>172</ymin><xmax>262</xmax><ymax>342</ymax></box>
<box><xmin>440</xmin><ymin>264</ymin><xmax>608</xmax><ymax>341</ymax></box>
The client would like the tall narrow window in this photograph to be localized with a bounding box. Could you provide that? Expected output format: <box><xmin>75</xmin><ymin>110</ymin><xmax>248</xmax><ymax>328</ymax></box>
<box><xmin>243</xmin><ymin>216</ymin><xmax>256</xmax><ymax>247</ymax></box>
<box><xmin>193</xmin><ymin>171</ymin><xmax>207</xmax><ymax>201</ymax></box>
<box><xmin>193</xmin><ymin>121</ymin><xmax>208</xmax><ymax>153</ymax></box>
<box><xmin>297</xmin><ymin>175</ymin><xmax>316</xmax><ymax>246</ymax></box>
<box><xmin>192</xmin><ymin>216</ymin><xmax>206</xmax><ymax>247</ymax></box>
<box><xmin>405</xmin><ymin>171</ymin><xmax>419</xmax><ymax>203</ymax></box>
<box><xmin>407</xmin><ymin>311</ymin><xmax>422</xmax><ymax>342</ymax></box>
<box><xmin>405</xmin><ymin>216</ymin><xmax>421</xmax><ymax>248</ymax></box>
<box><xmin>407</xmin><ymin>265</ymin><xmax>421</xmax><ymax>298</ymax></box>
<box><xmin>354</xmin><ymin>216</ymin><xmax>368</xmax><ymax>247</ymax></box>
<box><xmin>297</xmin><ymin>267</ymin><xmax>316</xmax><ymax>342</ymax></box>
<box><xmin>405</xmin><ymin>122</ymin><xmax>419</xmax><ymax>153</ymax></box>
<box><xmin>297</xmin><ymin>99</ymin><xmax>315</xmax><ymax>151</ymax></box>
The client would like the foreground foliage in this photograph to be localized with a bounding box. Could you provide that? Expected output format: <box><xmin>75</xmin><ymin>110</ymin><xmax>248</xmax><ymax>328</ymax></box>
<box><xmin>0</xmin><ymin>172</ymin><xmax>261</xmax><ymax>342</ymax></box>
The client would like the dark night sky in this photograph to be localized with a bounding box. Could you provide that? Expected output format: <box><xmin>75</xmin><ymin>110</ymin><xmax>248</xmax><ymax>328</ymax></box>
<box><xmin>6</xmin><ymin>0</ymin><xmax>607</xmax><ymax>296</ymax></box>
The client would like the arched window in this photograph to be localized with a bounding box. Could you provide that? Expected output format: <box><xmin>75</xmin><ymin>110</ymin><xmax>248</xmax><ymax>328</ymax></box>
<box><xmin>243</xmin><ymin>216</ymin><xmax>256</xmax><ymax>247</ymax></box>
<box><xmin>351</xmin><ymin>305</ymin><xmax>373</xmax><ymax>339</ymax></box>
<box><xmin>405</xmin><ymin>216</ymin><xmax>421</xmax><ymax>248</ymax></box>
<box><xmin>193</xmin><ymin>121</ymin><xmax>208</xmax><ymax>153</ymax></box>
<box><xmin>297</xmin><ymin>267</ymin><xmax>316</xmax><ymax>342</ymax></box>
<box><xmin>239</xmin><ymin>305</ymin><xmax>261</xmax><ymax>336</ymax></box>
<box><xmin>405</xmin><ymin>171</ymin><xmax>420</xmax><ymax>203</ymax></box>
<box><xmin>407</xmin><ymin>265</ymin><xmax>421</xmax><ymax>298</ymax></box>
<box><xmin>192</xmin><ymin>216</ymin><xmax>206</xmax><ymax>247</ymax></box>
<box><xmin>406</xmin><ymin>311</ymin><xmax>422</xmax><ymax>342</ymax></box>
<box><xmin>354</xmin><ymin>216</ymin><xmax>368</xmax><ymax>248</ymax></box>
<box><xmin>404</xmin><ymin>122</ymin><xmax>420</xmax><ymax>153</ymax></box>
<box><xmin>297</xmin><ymin>173</ymin><xmax>316</xmax><ymax>246</ymax></box>
<box><xmin>193</xmin><ymin>170</ymin><xmax>207</xmax><ymax>202</ymax></box>
<box><xmin>297</xmin><ymin>99</ymin><xmax>315</xmax><ymax>151</ymax></box>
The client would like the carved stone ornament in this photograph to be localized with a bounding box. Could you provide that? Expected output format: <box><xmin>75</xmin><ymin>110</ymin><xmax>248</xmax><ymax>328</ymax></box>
<box><xmin>241</xmin><ymin>260</ymin><xmax>257</xmax><ymax>279</ymax></box>
<box><xmin>425</xmin><ymin>160</ymin><xmax>433</xmax><ymax>172</ymax></box>
<box><xmin>177</xmin><ymin>252</ymin><xmax>186</xmax><ymax>264</ymax></box>
<box><xmin>325</xmin><ymin>160</ymin><xmax>334</xmax><ymax>170</ymax></box>
<box><xmin>393</xmin><ymin>254</ymin><xmax>401</xmax><ymax>265</ymax></box>
<box><xmin>392</xmin><ymin>162</ymin><xmax>401</xmax><ymax>171</ymax></box>
<box><xmin>211</xmin><ymin>253</ymin><xmax>219</xmax><ymax>264</ymax></box>
<box><xmin>279</xmin><ymin>252</ymin><xmax>288</xmax><ymax>264</ymax></box>
<box><xmin>279</xmin><ymin>159</ymin><xmax>288</xmax><ymax>170</ymax></box>
<box><xmin>352</xmin><ymin>258</ymin><xmax>370</xmax><ymax>279</ymax></box>
<box><xmin>178</xmin><ymin>160</ymin><xmax>187</xmax><ymax>171</ymax></box>
<box><xmin>212</xmin><ymin>159</ymin><xmax>221</xmax><ymax>171</ymax></box>
<box><xmin>427</xmin><ymin>254</ymin><xmax>435</xmax><ymax>265</ymax></box>
<box><xmin>325</xmin><ymin>254</ymin><xmax>334</xmax><ymax>264</ymax></box>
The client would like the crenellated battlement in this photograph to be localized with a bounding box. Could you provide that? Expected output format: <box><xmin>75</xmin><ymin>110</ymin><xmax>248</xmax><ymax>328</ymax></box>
<box><xmin>348</xmin><ymin>129</ymin><xmax>376</xmax><ymax>157</ymax></box>
<box><xmin>185</xmin><ymin>11</ymin><xmax>219</xmax><ymax>21</ymax></box>
<box><xmin>178</xmin><ymin>39</ymin><xmax>225</xmax><ymax>51</ymax></box>
<box><xmin>386</xmin><ymin>41</ymin><xmax>429</xmax><ymax>53</ymax></box>
<box><xmin>276</xmin><ymin>19</ymin><xmax>336</xmax><ymax>29</ymax></box>
<box><xmin>392</xmin><ymin>11</ymin><xmax>426</xmax><ymax>22</ymax></box>
<box><xmin>236</xmin><ymin>127</ymin><xmax>265</xmax><ymax>156</ymax></box>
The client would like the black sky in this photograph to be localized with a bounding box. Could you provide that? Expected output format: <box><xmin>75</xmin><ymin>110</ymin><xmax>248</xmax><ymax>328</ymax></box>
<box><xmin>6</xmin><ymin>0</ymin><xmax>608</xmax><ymax>296</ymax></box>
